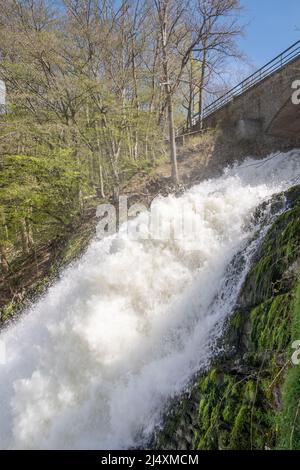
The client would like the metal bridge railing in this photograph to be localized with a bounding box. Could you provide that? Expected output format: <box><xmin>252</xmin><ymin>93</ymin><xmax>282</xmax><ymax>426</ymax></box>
<box><xmin>192</xmin><ymin>39</ymin><xmax>300</xmax><ymax>124</ymax></box>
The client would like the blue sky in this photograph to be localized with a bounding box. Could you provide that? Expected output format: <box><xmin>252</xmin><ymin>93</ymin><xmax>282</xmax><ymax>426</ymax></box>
<box><xmin>239</xmin><ymin>0</ymin><xmax>300</xmax><ymax>66</ymax></box>
<box><xmin>53</xmin><ymin>0</ymin><xmax>299</xmax><ymax>71</ymax></box>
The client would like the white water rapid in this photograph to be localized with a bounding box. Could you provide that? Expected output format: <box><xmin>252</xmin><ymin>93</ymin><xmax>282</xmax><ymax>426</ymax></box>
<box><xmin>0</xmin><ymin>150</ymin><xmax>299</xmax><ymax>449</ymax></box>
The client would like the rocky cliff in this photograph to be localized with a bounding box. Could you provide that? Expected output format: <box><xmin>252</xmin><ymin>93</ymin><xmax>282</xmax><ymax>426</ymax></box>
<box><xmin>154</xmin><ymin>185</ymin><xmax>300</xmax><ymax>450</ymax></box>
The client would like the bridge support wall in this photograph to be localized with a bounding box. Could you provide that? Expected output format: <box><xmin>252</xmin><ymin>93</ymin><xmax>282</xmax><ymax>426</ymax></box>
<box><xmin>188</xmin><ymin>56</ymin><xmax>300</xmax><ymax>164</ymax></box>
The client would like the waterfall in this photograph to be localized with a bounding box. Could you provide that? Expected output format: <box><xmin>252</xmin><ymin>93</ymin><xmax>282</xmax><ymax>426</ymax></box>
<box><xmin>0</xmin><ymin>150</ymin><xmax>299</xmax><ymax>449</ymax></box>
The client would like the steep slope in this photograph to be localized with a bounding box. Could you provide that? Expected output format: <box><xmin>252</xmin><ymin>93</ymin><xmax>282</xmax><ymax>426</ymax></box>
<box><xmin>154</xmin><ymin>185</ymin><xmax>300</xmax><ymax>450</ymax></box>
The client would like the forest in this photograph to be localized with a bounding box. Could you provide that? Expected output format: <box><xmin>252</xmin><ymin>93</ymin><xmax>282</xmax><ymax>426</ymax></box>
<box><xmin>0</xmin><ymin>0</ymin><xmax>243</xmax><ymax>273</ymax></box>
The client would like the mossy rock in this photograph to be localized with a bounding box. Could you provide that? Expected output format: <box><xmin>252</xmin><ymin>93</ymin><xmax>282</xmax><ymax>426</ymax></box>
<box><xmin>153</xmin><ymin>185</ymin><xmax>300</xmax><ymax>450</ymax></box>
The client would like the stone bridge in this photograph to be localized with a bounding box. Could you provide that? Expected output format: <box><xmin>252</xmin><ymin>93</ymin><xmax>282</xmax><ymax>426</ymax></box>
<box><xmin>180</xmin><ymin>41</ymin><xmax>300</xmax><ymax>159</ymax></box>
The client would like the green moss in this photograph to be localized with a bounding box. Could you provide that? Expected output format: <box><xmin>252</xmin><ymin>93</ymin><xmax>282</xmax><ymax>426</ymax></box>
<box><xmin>249</xmin><ymin>294</ymin><xmax>292</xmax><ymax>353</ymax></box>
<box><xmin>240</xmin><ymin>204</ymin><xmax>299</xmax><ymax>310</ymax></box>
<box><xmin>154</xmin><ymin>186</ymin><xmax>300</xmax><ymax>450</ymax></box>
<box><xmin>277</xmin><ymin>275</ymin><xmax>300</xmax><ymax>449</ymax></box>
<box><xmin>229</xmin><ymin>404</ymin><xmax>251</xmax><ymax>449</ymax></box>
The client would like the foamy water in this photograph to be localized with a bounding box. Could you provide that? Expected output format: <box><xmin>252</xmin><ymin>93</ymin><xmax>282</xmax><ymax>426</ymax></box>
<box><xmin>0</xmin><ymin>150</ymin><xmax>299</xmax><ymax>449</ymax></box>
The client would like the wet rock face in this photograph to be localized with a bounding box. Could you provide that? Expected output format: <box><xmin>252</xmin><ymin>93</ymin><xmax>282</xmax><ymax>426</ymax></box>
<box><xmin>153</xmin><ymin>185</ymin><xmax>300</xmax><ymax>450</ymax></box>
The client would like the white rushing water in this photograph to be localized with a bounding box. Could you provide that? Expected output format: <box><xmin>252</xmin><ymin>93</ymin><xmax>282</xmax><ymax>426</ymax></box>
<box><xmin>0</xmin><ymin>150</ymin><xmax>299</xmax><ymax>449</ymax></box>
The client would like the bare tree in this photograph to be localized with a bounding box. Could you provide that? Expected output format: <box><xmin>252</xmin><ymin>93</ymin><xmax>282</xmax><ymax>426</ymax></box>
<box><xmin>152</xmin><ymin>0</ymin><xmax>243</xmax><ymax>183</ymax></box>
<box><xmin>192</xmin><ymin>0</ymin><xmax>243</xmax><ymax>126</ymax></box>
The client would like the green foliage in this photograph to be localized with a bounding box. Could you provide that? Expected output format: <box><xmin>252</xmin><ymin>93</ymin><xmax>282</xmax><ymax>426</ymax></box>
<box><xmin>0</xmin><ymin>148</ymin><xmax>86</xmax><ymax>252</ymax></box>
<box><xmin>0</xmin><ymin>1</ymin><xmax>166</xmax><ymax>269</ymax></box>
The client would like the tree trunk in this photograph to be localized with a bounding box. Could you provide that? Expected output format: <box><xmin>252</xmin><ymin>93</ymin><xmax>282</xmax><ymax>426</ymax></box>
<box><xmin>166</xmin><ymin>90</ymin><xmax>179</xmax><ymax>185</ymax></box>
<box><xmin>26</xmin><ymin>218</ymin><xmax>34</xmax><ymax>248</ymax></box>
<box><xmin>20</xmin><ymin>218</ymin><xmax>30</xmax><ymax>254</ymax></box>
<box><xmin>198</xmin><ymin>47</ymin><xmax>207</xmax><ymax>130</ymax></box>
<box><xmin>99</xmin><ymin>160</ymin><xmax>105</xmax><ymax>199</ymax></box>
<box><xmin>0</xmin><ymin>244</ymin><xmax>9</xmax><ymax>273</ymax></box>
<box><xmin>160</xmin><ymin>10</ymin><xmax>179</xmax><ymax>186</ymax></box>
<box><xmin>186</xmin><ymin>60</ymin><xmax>194</xmax><ymax>129</ymax></box>
<box><xmin>131</xmin><ymin>41</ymin><xmax>139</xmax><ymax>161</ymax></box>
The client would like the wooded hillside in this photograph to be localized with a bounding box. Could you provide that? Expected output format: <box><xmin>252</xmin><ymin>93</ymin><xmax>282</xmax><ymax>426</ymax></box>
<box><xmin>0</xmin><ymin>0</ymin><xmax>243</xmax><ymax>272</ymax></box>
